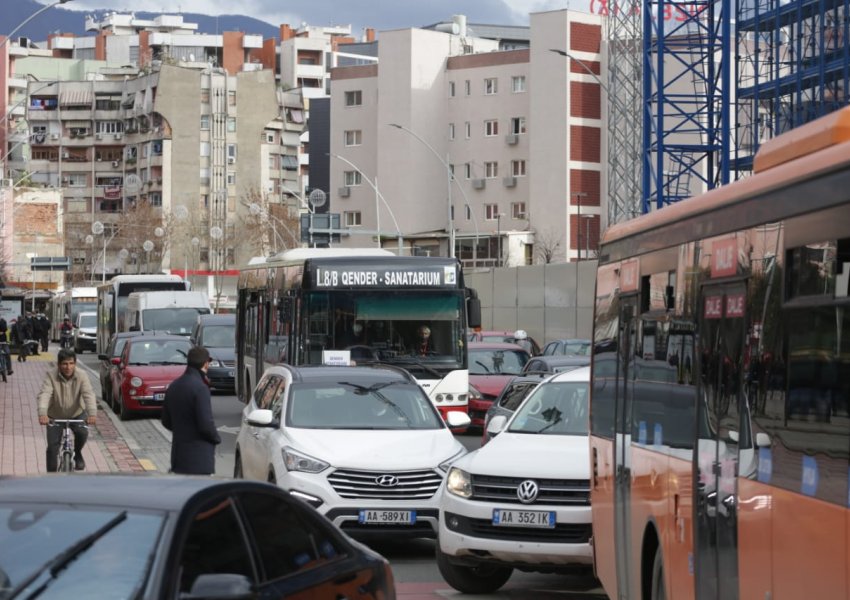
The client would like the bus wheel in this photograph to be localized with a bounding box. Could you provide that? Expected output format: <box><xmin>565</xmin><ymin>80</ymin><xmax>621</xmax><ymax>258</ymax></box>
<box><xmin>651</xmin><ymin>546</ymin><xmax>666</xmax><ymax>600</ymax></box>
<box><xmin>435</xmin><ymin>547</ymin><xmax>512</xmax><ymax>594</ymax></box>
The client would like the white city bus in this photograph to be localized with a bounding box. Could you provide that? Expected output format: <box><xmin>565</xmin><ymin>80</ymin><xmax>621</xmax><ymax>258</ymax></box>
<box><xmin>47</xmin><ymin>287</ymin><xmax>98</xmax><ymax>340</ymax></box>
<box><xmin>236</xmin><ymin>248</ymin><xmax>481</xmax><ymax>419</ymax></box>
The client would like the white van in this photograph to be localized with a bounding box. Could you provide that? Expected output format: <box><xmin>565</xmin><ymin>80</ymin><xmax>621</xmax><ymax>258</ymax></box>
<box><xmin>74</xmin><ymin>311</ymin><xmax>98</xmax><ymax>353</ymax></box>
<box><xmin>124</xmin><ymin>291</ymin><xmax>211</xmax><ymax>336</ymax></box>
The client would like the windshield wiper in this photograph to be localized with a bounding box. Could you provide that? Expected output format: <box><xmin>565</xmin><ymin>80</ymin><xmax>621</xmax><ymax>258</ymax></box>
<box><xmin>535</xmin><ymin>418</ymin><xmax>563</xmax><ymax>434</ymax></box>
<box><xmin>9</xmin><ymin>511</ymin><xmax>128</xmax><ymax>599</ymax></box>
<box><xmin>389</xmin><ymin>357</ymin><xmax>443</xmax><ymax>379</ymax></box>
<box><xmin>337</xmin><ymin>382</ymin><xmax>413</xmax><ymax>426</ymax></box>
<box><xmin>473</xmin><ymin>360</ymin><xmax>491</xmax><ymax>374</ymax></box>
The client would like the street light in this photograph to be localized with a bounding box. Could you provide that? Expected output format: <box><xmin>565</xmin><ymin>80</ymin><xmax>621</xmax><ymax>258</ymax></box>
<box><xmin>581</xmin><ymin>214</ymin><xmax>594</xmax><ymax>260</ymax></box>
<box><xmin>191</xmin><ymin>236</ymin><xmax>200</xmax><ymax>290</ymax></box>
<box><xmin>0</xmin><ymin>1</ymin><xmax>74</xmax><ymax>52</ymax></box>
<box><xmin>143</xmin><ymin>240</ymin><xmax>154</xmax><ymax>273</ymax></box>
<box><xmin>496</xmin><ymin>212</ymin><xmax>505</xmax><ymax>267</ymax></box>
<box><xmin>549</xmin><ymin>49</ymin><xmax>610</xmax><ymax>94</ymax></box>
<box><xmin>91</xmin><ymin>220</ymin><xmax>107</xmax><ymax>283</ymax></box>
<box><xmin>327</xmin><ymin>152</ymin><xmax>403</xmax><ymax>254</ymax></box>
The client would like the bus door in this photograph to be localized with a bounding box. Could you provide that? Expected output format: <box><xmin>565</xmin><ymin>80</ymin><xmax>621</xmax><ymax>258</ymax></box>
<box><xmin>695</xmin><ymin>282</ymin><xmax>746</xmax><ymax>599</ymax></box>
<box><xmin>614</xmin><ymin>294</ymin><xmax>638</xmax><ymax>599</ymax></box>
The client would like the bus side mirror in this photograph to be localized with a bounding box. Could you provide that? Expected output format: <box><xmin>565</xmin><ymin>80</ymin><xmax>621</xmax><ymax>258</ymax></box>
<box><xmin>467</xmin><ymin>295</ymin><xmax>481</xmax><ymax>330</ymax></box>
<box><xmin>279</xmin><ymin>297</ymin><xmax>293</xmax><ymax>323</ymax></box>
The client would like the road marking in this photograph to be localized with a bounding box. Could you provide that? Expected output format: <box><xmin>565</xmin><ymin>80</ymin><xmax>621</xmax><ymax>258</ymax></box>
<box><xmin>138</xmin><ymin>459</ymin><xmax>158</xmax><ymax>471</ymax></box>
<box><xmin>217</xmin><ymin>426</ymin><xmax>241</xmax><ymax>435</ymax></box>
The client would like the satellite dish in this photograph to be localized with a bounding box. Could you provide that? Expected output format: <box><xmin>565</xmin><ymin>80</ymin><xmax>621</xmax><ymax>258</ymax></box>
<box><xmin>91</xmin><ymin>221</ymin><xmax>104</xmax><ymax>235</ymax></box>
<box><xmin>174</xmin><ymin>205</ymin><xmax>189</xmax><ymax>220</ymax></box>
<box><xmin>308</xmin><ymin>188</ymin><xmax>327</xmax><ymax>209</ymax></box>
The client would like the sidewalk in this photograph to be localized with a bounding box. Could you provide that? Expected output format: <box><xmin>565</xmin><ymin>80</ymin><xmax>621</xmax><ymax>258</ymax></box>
<box><xmin>0</xmin><ymin>349</ymin><xmax>147</xmax><ymax>476</ymax></box>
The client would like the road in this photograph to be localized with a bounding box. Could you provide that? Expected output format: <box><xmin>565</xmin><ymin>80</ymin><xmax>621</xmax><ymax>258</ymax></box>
<box><xmin>78</xmin><ymin>353</ymin><xmax>608</xmax><ymax>599</ymax></box>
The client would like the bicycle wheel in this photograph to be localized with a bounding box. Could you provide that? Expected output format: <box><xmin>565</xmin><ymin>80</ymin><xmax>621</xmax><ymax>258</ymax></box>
<box><xmin>60</xmin><ymin>451</ymin><xmax>73</xmax><ymax>473</ymax></box>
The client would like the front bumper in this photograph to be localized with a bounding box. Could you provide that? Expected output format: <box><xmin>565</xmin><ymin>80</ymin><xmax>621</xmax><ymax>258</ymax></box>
<box><xmin>468</xmin><ymin>398</ymin><xmax>494</xmax><ymax>428</ymax></box>
<box><xmin>207</xmin><ymin>365</ymin><xmax>236</xmax><ymax>391</ymax></box>
<box><xmin>74</xmin><ymin>335</ymin><xmax>97</xmax><ymax>350</ymax></box>
<box><xmin>438</xmin><ymin>489</ymin><xmax>593</xmax><ymax>568</ymax></box>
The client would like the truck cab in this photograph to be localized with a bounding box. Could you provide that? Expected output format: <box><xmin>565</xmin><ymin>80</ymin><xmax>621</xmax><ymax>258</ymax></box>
<box><xmin>125</xmin><ymin>291</ymin><xmax>210</xmax><ymax>336</ymax></box>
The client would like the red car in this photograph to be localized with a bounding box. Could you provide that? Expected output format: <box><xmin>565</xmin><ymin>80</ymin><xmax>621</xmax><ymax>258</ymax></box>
<box><xmin>467</xmin><ymin>329</ymin><xmax>541</xmax><ymax>356</ymax></box>
<box><xmin>467</xmin><ymin>341</ymin><xmax>531</xmax><ymax>429</ymax></box>
<box><xmin>111</xmin><ymin>334</ymin><xmax>193</xmax><ymax>421</ymax></box>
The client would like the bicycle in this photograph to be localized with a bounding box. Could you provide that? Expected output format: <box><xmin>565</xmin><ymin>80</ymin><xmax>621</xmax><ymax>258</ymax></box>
<box><xmin>0</xmin><ymin>341</ymin><xmax>10</xmax><ymax>382</ymax></box>
<box><xmin>49</xmin><ymin>419</ymin><xmax>88</xmax><ymax>473</ymax></box>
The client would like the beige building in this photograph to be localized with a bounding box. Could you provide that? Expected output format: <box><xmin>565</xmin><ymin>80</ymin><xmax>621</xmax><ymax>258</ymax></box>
<box><xmin>329</xmin><ymin>9</ymin><xmax>604</xmax><ymax>267</ymax></box>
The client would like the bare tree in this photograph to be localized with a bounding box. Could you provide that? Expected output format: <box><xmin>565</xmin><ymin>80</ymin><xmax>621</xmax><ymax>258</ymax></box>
<box><xmin>116</xmin><ymin>200</ymin><xmax>166</xmax><ymax>273</ymax></box>
<box><xmin>238</xmin><ymin>187</ymin><xmax>301</xmax><ymax>258</ymax></box>
<box><xmin>535</xmin><ymin>228</ymin><xmax>564</xmax><ymax>264</ymax></box>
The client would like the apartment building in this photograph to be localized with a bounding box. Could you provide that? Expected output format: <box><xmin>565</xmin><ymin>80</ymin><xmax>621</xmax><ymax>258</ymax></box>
<box><xmin>329</xmin><ymin>9</ymin><xmax>603</xmax><ymax>266</ymax></box>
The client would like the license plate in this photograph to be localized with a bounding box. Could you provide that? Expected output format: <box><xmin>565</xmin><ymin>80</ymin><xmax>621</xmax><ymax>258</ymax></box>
<box><xmin>153</xmin><ymin>393</ymin><xmax>166</xmax><ymax>401</ymax></box>
<box><xmin>358</xmin><ymin>510</ymin><xmax>416</xmax><ymax>525</ymax></box>
<box><xmin>492</xmin><ymin>508</ymin><xmax>556</xmax><ymax>528</ymax></box>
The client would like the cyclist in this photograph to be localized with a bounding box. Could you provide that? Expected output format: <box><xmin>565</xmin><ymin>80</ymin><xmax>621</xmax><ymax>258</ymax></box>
<box><xmin>37</xmin><ymin>349</ymin><xmax>97</xmax><ymax>472</ymax></box>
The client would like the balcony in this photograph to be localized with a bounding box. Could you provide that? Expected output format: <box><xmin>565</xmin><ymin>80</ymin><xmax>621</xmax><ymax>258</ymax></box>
<box><xmin>243</xmin><ymin>34</ymin><xmax>263</xmax><ymax>48</ymax></box>
<box><xmin>8</xmin><ymin>76</ymin><xmax>28</xmax><ymax>89</ymax></box>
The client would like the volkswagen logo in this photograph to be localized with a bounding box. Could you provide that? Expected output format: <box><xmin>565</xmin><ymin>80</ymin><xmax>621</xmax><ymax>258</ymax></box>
<box><xmin>516</xmin><ymin>480</ymin><xmax>539</xmax><ymax>504</ymax></box>
<box><xmin>375</xmin><ymin>474</ymin><xmax>400</xmax><ymax>487</ymax></box>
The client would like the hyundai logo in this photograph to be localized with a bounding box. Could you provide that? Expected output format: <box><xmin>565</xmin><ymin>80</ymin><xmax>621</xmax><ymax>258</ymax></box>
<box><xmin>517</xmin><ymin>480</ymin><xmax>539</xmax><ymax>504</ymax></box>
<box><xmin>375</xmin><ymin>474</ymin><xmax>400</xmax><ymax>487</ymax></box>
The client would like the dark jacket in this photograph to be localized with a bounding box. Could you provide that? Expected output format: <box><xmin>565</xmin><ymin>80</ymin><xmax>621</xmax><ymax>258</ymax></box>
<box><xmin>161</xmin><ymin>366</ymin><xmax>221</xmax><ymax>475</ymax></box>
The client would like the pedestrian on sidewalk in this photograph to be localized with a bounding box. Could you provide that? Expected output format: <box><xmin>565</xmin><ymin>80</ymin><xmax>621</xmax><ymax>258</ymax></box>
<box><xmin>37</xmin><ymin>348</ymin><xmax>97</xmax><ymax>471</ymax></box>
<box><xmin>36</xmin><ymin>312</ymin><xmax>51</xmax><ymax>352</ymax></box>
<box><xmin>161</xmin><ymin>346</ymin><xmax>221</xmax><ymax>475</ymax></box>
<box><xmin>15</xmin><ymin>315</ymin><xmax>33</xmax><ymax>362</ymax></box>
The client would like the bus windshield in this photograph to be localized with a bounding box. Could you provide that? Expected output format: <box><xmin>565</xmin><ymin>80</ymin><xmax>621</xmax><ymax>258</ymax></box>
<box><xmin>142</xmin><ymin>308</ymin><xmax>209</xmax><ymax>335</ymax></box>
<box><xmin>304</xmin><ymin>290</ymin><xmax>465</xmax><ymax>372</ymax></box>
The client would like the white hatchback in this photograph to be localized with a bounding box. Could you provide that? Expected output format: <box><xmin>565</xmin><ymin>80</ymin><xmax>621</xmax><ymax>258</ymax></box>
<box><xmin>437</xmin><ymin>366</ymin><xmax>592</xmax><ymax>594</ymax></box>
<box><xmin>235</xmin><ymin>364</ymin><xmax>470</xmax><ymax>539</ymax></box>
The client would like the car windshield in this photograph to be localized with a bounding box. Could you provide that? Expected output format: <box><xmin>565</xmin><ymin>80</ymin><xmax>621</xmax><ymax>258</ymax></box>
<box><xmin>201</xmin><ymin>325</ymin><xmax>235</xmax><ymax>348</ymax></box>
<box><xmin>0</xmin><ymin>505</ymin><xmax>163</xmax><ymax>599</ymax></box>
<box><xmin>469</xmin><ymin>349</ymin><xmax>529</xmax><ymax>375</ymax></box>
<box><xmin>78</xmin><ymin>314</ymin><xmax>97</xmax><ymax>329</ymax></box>
<box><xmin>563</xmin><ymin>341</ymin><xmax>591</xmax><ymax>355</ymax></box>
<box><xmin>127</xmin><ymin>340</ymin><xmax>191</xmax><ymax>365</ymax></box>
<box><xmin>508</xmin><ymin>381</ymin><xmax>589</xmax><ymax>435</ymax></box>
<box><xmin>142</xmin><ymin>308</ymin><xmax>209</xmax><ymax>335</ymax></box>
<box><xmin>286</xmin><ymin>381</ymin><xmax>444</xmax><ymax>430</ymax></box>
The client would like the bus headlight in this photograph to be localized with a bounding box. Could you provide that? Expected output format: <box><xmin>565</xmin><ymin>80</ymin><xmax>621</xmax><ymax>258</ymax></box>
<box><xmin>446</xmin><ymin>467</ymin><xmax>472</xmax><ymax>498</ymax></box>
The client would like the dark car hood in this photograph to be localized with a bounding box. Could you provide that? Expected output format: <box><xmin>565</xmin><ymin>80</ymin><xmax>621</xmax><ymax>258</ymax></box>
<box><xmin>469</xmin><ymin>374</ymin><xmax>516</xmax><ymax>397</ymax></box>
<box><xmin>206</xmin><ymin>347</ymin><xmax>235</xmax><ymax>361</ymax></box>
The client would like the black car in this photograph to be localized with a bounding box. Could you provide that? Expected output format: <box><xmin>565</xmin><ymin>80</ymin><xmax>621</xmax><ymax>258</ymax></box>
<box><xmin>521</xmin><ymin>355</ymin><xmax>591</xmax><ymax>375</ymax></box>
<box><xmin>191</xmin><ymin>313</ymin><xmax>236</xmax><ymax>392</ymax></box>
<box><xmin>97</xmin><ymin>331</ymin><xmax>145</xmax><ymax>408</ymax></box>
<box><xmin>0</xmin><ymin>475</ymin><xmax>395</xmax><ymax>599</ymax></box>
<box><xmin>482</xmin><ymin>373</ymin><xmax>549</xmax><ymax>442</ymax></box>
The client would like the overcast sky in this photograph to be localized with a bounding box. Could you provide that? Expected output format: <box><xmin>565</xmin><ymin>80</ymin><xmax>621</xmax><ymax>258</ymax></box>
<box><xmin>46</xmin><ymin>0</ymin><xmax>594</xmax><ymax>34</ymax></box>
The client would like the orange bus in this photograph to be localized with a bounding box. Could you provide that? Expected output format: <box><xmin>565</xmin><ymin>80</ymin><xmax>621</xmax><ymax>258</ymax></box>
<box><xmin>590</xmin><ymin>107</ymin><xmax>850</xmax><ymax>599</ymax></box>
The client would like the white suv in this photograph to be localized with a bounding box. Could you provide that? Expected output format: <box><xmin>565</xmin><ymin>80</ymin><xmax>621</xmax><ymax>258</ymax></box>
<box><xmin>235</xmin><ymin>364</ymin><xmax>470</xmax><ymax>539</ymax></box>
<box><xmin>437</xmin><ymin>367</ymin><xmax>593</xmax><ymax>594</ymax></box>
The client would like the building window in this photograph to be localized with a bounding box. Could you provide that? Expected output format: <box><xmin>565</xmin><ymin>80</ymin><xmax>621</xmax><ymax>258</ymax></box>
<box><xmin>96</xmin><ymin>121</ymin><xmax>124</xmax><ymax>134</ymax></box>
<box><xmin>485</xmin><ymin>161</ymin><xmax>498</xmax><ymax>178</ymax></box>
<box><xmin>448</xmin><ymin>123</ymin><xmax>455</xmax><ymax>140</ymax></box>
<box><xmin>449</xmin><ymin>164</ymin><xmax>455</xmax><ymax>177</ymax></box>
<box><xmin>465</xmin><ymin>163</ymin><xmax>472</xmax><ymax>179</ymax></box>
<box><xmin>285</xmin><ymin>108</ymin><xmax>304</xmax><ymax>124</ymax></box>
<box><xmin>68</xmin><ymin>173</ymin><xmax>86</xmax><ymax>187</ymax></box>
<box><xmin>511</xmin><ymin>117</ymin><xmax>527</xmax><ymax>135</ymax></box>
<box><xmin>269</xmin><ymin>155</ymin><xmax>276</xmax><ymax>169</ymax></box>
<box><xmin>345</xmin><ymin>90</ymin><xmax>362</xmax><ymax>106</ymax></box>
<box><xmin>485</xmin><ymin>204</ymin><xmax>500</xmax><ymax>220</ymax></box>
<box><xmin>465</xmin><ymin>122</ymin><xmax>471</xmax><ymax>139</ymax></box>
<box><xmin>344</xmin><ymin>130</ymin><xmax>362</xmax><ymax>146</ymax></box>
<box><xmin>227</xmin><ymin>91</ymin><xmax>236</xmax><ymax>106</ymax></box>
<box><xmin>265</xmin><ymin>132</ymin><xmax>275</xmax><ymax>143</ymax></box>
<box><xmin>484</xmin><ymin>78</ymin><xmax>498</xmax><ymax>95</ymax></box>
<box><xmin>201</xmin><ymin>89</ymin><xmax>210</xmax><ymax>104</ymax></box>
<box><xmin>485</xmin><ymin>120</ymin><xmax>499</xmax><ymax>137</ymax></box>
<box><xmin>282</xmin><ymin>155</ymin><xmax>298</xmax><ymax>170</ymax></box>
<box><xmin>227</xmin><ymin>117</ymin><xmax>236</xmax><ymax>132</ymax></box>
<box><xmin>511</xmin><ymin>159</ymin><xmax>527</xmax><ymax>177</ymax></box>
<box><xmin>227</xmin><ymin>144</ymin><xmax>237</xmax><ymax>159</ymax></box>
<box><xmin>200</xmin><ymin>115</ymin><xmax>210</xmax><ymax>130</ymax></box>
<box><xmin>465</xmin><ymin>80</ymin><xmax>471</xmax><ymax>95</ymax></box>
<box><xmin>512</xmin><ymin>202</ymin><xmax>527</xmax><ymax>219</ymax></box>
<box><xmin>449</xmin><ymin>81</ymin><xmax>456</xmax><ymax>97</ymax></box>
<box><xmin>465</xmin><ymin>205</ymin><xmax>471</xmax><ymax>220</ymax></box>
<box><xmin>200</xmin><ymin>142</ymin><xmax>210</xmax><ymax>157</ymax></box>
<box><xmin>150</xmin><ymin>192</ymin><xmax>162</xmax><ymax>207</ymax></box>
<box><xmin>512</xmin><ymin>75</ymin><xmax>526</xmax><ymax>93</ymax></box>
<box><xmin>344</xmin><ymin>170</ymin><xmax>362</xmax><ymax>186</ymax></box>
<box><xmin>227</xmin><ymin>171</ymin><xmax>236</xmax><ymax>186</ymax></box>
<box><xmin>344</xmin><ymin>211</ymin><xmax>362</xmax><ymax>226</ymax></box>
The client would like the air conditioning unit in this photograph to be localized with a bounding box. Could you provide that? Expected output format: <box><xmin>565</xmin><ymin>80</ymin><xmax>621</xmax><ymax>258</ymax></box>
<box><xmin>227</xmin><ymin>156</ymin><xmax>236</xmax><ymax>164</ymax></box>
<box><xmin>114</xmin><ymin>133</ymin><xmax>123</xmax><ymax>140</ymax></box>
<box><xmin>95</xmin><ymin>133</ymin><xmax>103</xmax><ymax>140</ymax></box>
<box><xmin>472</xmin><ymin>178</ymin><xmax>486</xmax><ymax>190</ymax></box>
<box><xmin>503</xmin><ymin>176</ymin><xmax>517</xmax><ymax>188</ymax></box>
<box><xmin>505</xmin><ymin>134</ymin><xmax>519</xmax><ymax>145</ymax></box>
<box><xmin>111</xmin><ymin>160</ymin><xmax>119</xmax><ymax>168</ymax></box>
<box><xmin>338</xmin><ymin>186</ymin><xmax>351</xmax><ymax>198</ymax></box>
<box><xmin>50</xmin><ymin>133</ymin><xmax>59</xmax><ymax>140</ymax></box>
<box><xmin>61</xmin><ymin>151</ymin><xmax>69</xmax><ymax>159</ymax></box>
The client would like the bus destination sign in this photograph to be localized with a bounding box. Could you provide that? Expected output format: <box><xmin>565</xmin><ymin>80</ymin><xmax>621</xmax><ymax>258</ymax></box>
<box><xmin>312</xmin><ymin>265</ymin><xmax>457</xmax><ymax>289</ymax></box>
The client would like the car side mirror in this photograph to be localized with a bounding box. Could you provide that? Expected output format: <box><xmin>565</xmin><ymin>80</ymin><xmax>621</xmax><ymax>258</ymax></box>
<box><xmin>182</xmin><ymin>573</ymin><xmax>254</xmax><ymax>600</ymax></box>
<box><xmin>486</xmin><ymin>415</ymin><xmax>508</xmax><ymax>436</ymax></box>
<box><xmin>728</xmin><ymin>430</ymin><xmax>739</xmax><ymax>443</ymax></box>
<box><xmin>246</xmin><ymin>408</ymin><xmax>275</xmax><ymax>427</ymax></box>
<box><xmin>445</xmin><ymin>411</ymin><xmax>471</xmax><ymax>428</ymax></box>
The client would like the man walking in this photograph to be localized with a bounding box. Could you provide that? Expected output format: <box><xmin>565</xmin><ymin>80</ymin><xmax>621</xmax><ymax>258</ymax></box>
<box><xmin>161</xmin><ymin>346</ymin><xmax>221</xmax><ymax>475</ymax></box>
<box><xmin>37</xmin><ymin>349</ymin><xmax>97</xmax><ymax>471</ymax></box>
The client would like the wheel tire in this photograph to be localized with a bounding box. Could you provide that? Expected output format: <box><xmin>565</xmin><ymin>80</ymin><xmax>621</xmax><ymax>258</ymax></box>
<box><xmin>234</xmin><ymin>453</ymin><xmax>243</xmax><ymax>479</ymax></box>
<box><xmin>267</xmin><ymin>471</ymin><xmax>276</xmax><ymax>485</ymax></box>
<box><xmin>102</xmin><ymin>380</ymin><xmax>112</xmax><ymax>408</ymax></box>
<box><xmin>118</xmin><ymin>393</ymin><xmax>131</xmax><ymax>421</ymax></box>
<box><xmin>60</xmin><ymin>452</ymin><xmax>73</xmax><ymax>473</ymax></box>
<box><xmin>435</xmin><ymin>546</ymin><xmax>512</xmax><ymax>594</ymax></box>
<box><xmin>651</xmin><ymin>546</ymin><xmax>666</xmax><ymax>600</ymax></box>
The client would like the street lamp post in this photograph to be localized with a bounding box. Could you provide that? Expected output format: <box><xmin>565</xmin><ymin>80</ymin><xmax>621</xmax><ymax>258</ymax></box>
<box><xmin>0</xmin><ymin>1</ymin><xmax>74</xmax><ymax>52</ymax></box>
<box><xmin>91</xmin><ymin>221</ymin><xmax>106</xmax><ymax>283</ymax></box>
<box><xmin>581</xmin><ymin>214</ymin><xmax>594</xmax><ymax>260</ymax></box>
<box><xmin>143</xmin><ymin>240</ymin><xmax>154</xmax><ymax>273</ymax></box>
<box><xmin>496</xmin><ymin>212</ymin><xmax>505</xmax><ymax>267</ymax></box>
<box><xmin>191</xmin><ymin>236</ymin><xmax>200</xmax><ymax>290</ymax></box>
<box><xmin>328</xmin><ymin>152</ymin><xmax>403</xmax><ymax>254</ymax></box>
<box><xmin>572</xmin><ymin>191</ymin><xmax>588</xmax><ymax>260</ymax></box>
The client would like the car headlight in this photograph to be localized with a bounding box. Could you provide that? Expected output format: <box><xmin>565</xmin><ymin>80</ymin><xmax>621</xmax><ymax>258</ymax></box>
<box><xmin>208</xmin><ymin>359</ymin><xmax>223</xmax><ymax>368</ymax></box>
<box><xmin>282</xmin><ymin>447</ymin><xmax>329</xmax><ymax>474</ymax></box>
<box><xmin>439</xmin><ymin>447</ymin><xmax>467</xmax><ymax>472</ymax></box>
<box><xmin>468</xmin><ymin>385</ymin><xmax>482</xmax><ymax>400</ymax></box>
<box><xmin>129</xmin><ymin>376</ymin><xmax>143</xmax><ymax>388</ymax></box>
<box><xmin>446</xmin><ymin>466</ymin><xmax>472</xmax><ymax>498</ymax></box>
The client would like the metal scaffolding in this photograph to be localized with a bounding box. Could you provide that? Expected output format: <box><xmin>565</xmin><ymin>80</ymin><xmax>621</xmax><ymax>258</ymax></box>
<box><xmin>734</xmin><ymin>0</ymin><xmax>850</xmax><ymax>173</ymax></box>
